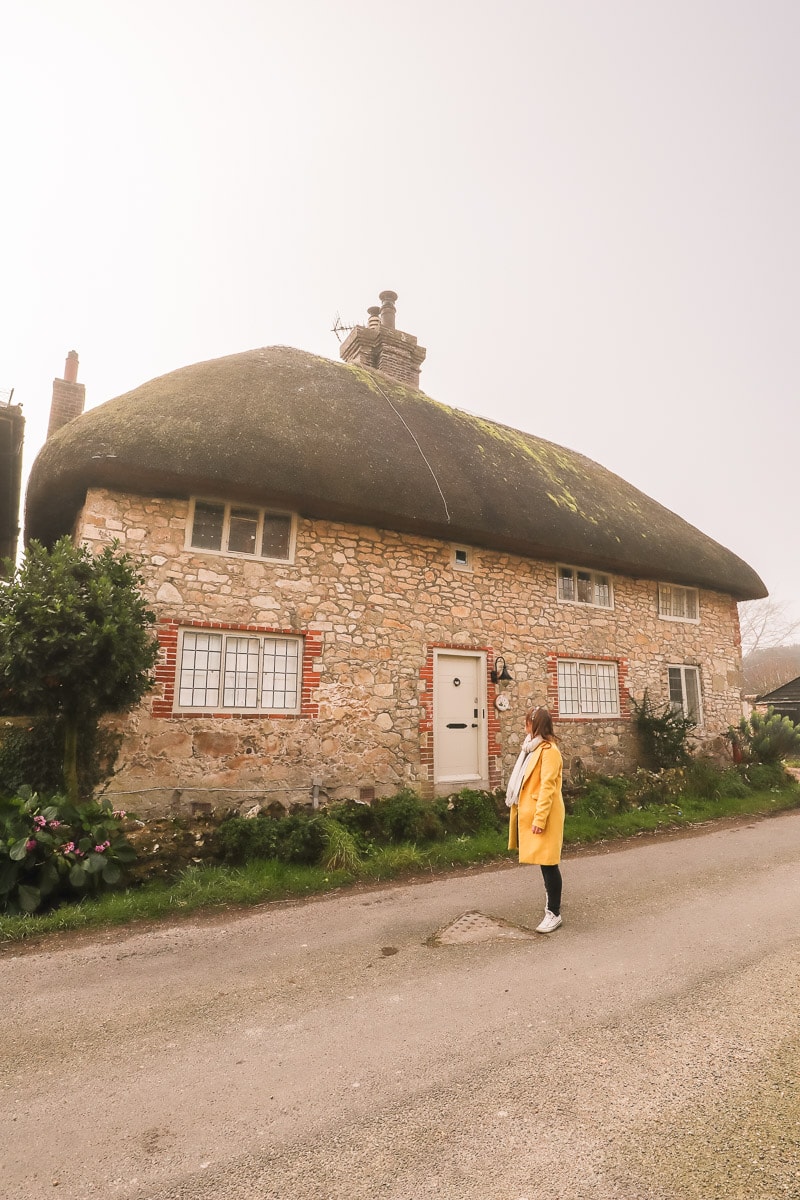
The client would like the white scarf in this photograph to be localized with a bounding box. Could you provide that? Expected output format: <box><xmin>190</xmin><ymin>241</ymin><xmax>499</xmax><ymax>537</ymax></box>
<box><xmin>505</xmin><ymin>735</ymin><xmax>543</xmax><ymax>808</ymax></box>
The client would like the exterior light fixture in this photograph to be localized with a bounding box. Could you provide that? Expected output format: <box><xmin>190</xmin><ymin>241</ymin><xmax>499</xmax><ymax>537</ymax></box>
<box><xmin>491</xmin><ymin>656</ymin><xmax>513</xmax><ymax>684</ymax></box>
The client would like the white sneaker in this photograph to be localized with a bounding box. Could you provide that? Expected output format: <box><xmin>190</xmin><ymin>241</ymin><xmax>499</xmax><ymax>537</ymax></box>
<box><xmin>536</xmin><ymin>910</ymin><xmax>562</xmax><ymax>934</ymax></box>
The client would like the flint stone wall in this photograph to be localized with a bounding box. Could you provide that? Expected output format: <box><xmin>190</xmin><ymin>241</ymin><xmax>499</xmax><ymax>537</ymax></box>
<box><xmin>79</xmin><ymin>488</ymin><xmax>744</xmax><ymax>816</ymax></box>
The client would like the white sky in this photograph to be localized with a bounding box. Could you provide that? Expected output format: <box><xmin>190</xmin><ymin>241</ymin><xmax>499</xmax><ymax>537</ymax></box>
<box><xmin>2</xmin><ymin>1</ymin><xmax>797</xmax><ymax>616</ymax></box>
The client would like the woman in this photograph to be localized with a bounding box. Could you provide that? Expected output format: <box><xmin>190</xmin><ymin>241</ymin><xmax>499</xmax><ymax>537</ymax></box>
<box><xmin>506</xmin><ymin>706</ymin><xmax>565</xmax><ymax>933</ymax></box>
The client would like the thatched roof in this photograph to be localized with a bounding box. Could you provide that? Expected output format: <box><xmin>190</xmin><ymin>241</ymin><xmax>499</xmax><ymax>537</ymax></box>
<box><xmin>25</xmin><ymin>346</ymin><xmax>766</xmax><ymax>599</ymax></box>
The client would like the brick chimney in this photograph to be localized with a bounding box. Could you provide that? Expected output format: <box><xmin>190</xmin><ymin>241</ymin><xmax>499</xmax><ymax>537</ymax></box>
<box><xmin>47</xmin><ymin>351</ymin><xmax>86</xmax><ymax>439</ymax></box>
<box><xmin>339</xmin><ymin>291</ymin><xmax>427</xmax><ymax>389</ymax></box>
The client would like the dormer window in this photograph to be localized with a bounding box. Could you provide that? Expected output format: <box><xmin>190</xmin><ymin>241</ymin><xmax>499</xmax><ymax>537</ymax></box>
<box><xmin>188</xmin><ymin>499</ymin><xmax>295</xmax><ymax>562</ymax></box>
<box><xmin>557</xmin><ymin>565</ymin><xmax>613</xmax><ymax>609</ymax></box>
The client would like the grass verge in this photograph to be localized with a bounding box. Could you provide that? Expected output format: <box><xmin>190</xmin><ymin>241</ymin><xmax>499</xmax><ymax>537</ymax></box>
<box><xmin>1</xmin><ymin>787</ymin><xmax>798</xmax><ymax>945</ymax></box>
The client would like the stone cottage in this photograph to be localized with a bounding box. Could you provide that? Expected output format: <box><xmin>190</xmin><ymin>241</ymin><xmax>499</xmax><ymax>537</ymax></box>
<box><xmin>25</xmin><ymin>293</ymin><xmax>766</xmax><ymax>815</ymax></box>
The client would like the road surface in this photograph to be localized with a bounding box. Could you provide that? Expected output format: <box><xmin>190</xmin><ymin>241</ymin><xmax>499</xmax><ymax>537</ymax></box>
<box><xmin>2</xmin><ymin>810</ymin><xmax>799</xmax><ymax>1199</ymax></box>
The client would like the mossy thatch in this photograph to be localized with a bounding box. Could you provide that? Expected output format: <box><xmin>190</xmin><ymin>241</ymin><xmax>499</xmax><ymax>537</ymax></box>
<box><xmin>25</xmin><ymin>346</ymin><xmax>765</xmax><ymax>599</ymax></box>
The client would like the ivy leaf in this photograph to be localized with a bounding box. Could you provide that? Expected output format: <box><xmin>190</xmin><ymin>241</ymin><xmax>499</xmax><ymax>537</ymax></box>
<box><xmin>85</xmin><ymin>853</ymin><xmax>106</xmax><ymax>875</ymax></box>
<box><xmin>9</xmin><ymin>838</ymin><xmax>30</xmax><ymax>862</ymax></box>
<box><xmin>69</xmin><ymin>864</ymin><xmax>87</xmax><ymax>888</ymax></box>
<box><xmin>18</xmin><ymin>884</ymin><xmax>41</xmax><ymax>913</ymax></box>
<box><xmin>101</xmin><ymin>861</ymin><xmax>121</xmax><ymax>885</ymax></box>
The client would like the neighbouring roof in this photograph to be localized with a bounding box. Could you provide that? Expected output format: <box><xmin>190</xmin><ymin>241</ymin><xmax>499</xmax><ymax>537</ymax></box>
<box><xmin>25</xmin><ymin>346</ymin><xmax>766</xmax><ymax>599</ymax></box>
<box><xmin>758</xmin><ymin>676</ymin><xmax>800</xmax><ymax>704</ymax></box>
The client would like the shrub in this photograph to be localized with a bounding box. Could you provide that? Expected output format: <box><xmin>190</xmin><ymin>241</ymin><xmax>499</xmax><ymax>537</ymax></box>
<box><xmin>626</xmin><ymin>767</ymin><xmax>680</xmax><ymax>807</ymax></box>
<box><xmin>216</xmin><ymin>810</ymin><xmax>327</xmax><ymax>866</ymax></box>
<box><xmin>0</xmin><ymin>789</ymin><xmax>137</xmax><ymax>914</ymax></box>
<box><xmin>683</xmin><ymin>759</ymin><xmax>726</xmax><ymax>801</ymax></box>
<box><xmin>324</xmin><ymin>798</ymin><xmax>381</xmax><ymax>845</ymax></box>
<box><xmin>0</xmin><ymin>718</ymin><xmax>121</xmax><ymax>800</ymax></box>
<box><xmin>216</xmin><ymin>814</ymin><xmax>281</xmax><ymax>864</ymax></box>
<box><xmin>277</xmin><ymin>812</ymin><xmax>328</xmax><ymax>864</ymax></box>
<box><xmin>632</xmin><ymin>691</ymin><xmax>696</xmax><ymax>769</ymax></box>
<box><xmin>713</xmin><ymin>768</ymin><xmax>751</xmax><ymax>800</ymax></box>
<box><xmin>729</xmin><ymin>708</ymin><xmax>800</xmax><ymax>765</ymax></box>
<box><xmin>437</xmin><ymin>789</ymin><xmax>504</xmax><ymax>835</ymax></box>
<box><xmin>371</xmin><ymin>789</ymin><xmax>446</xmax><ymax>843</ymax></box>
<box><xmin>569</xmin><ymin>773</ymin><xmax>633</xmax><ymax>819</ymax></box>
<box><xmin>740</xmin><ymin>762</ymin><xmax>791</xmax><ymax>791</ymax></box>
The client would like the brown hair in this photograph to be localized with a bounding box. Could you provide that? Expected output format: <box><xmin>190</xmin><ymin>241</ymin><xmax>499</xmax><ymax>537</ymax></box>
<box><xmin>526</xmin><ymin>705</ymin><xmax>557</xmax><ymax>742</ymax></box>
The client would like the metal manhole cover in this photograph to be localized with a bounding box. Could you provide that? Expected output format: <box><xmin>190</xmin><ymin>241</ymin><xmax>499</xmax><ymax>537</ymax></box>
<box><xmin>429</xmin><ymin>910</ymin><xmax>536</xmax><ymax>946</ymax></box>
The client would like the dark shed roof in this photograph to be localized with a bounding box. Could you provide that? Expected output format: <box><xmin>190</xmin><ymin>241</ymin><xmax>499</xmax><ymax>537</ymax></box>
<box><xmin>25</xmin><ymin>346</ymin><xmax>766</xmax><ymax>599</ymax></box>
<box><xmin>758</xmin><ymin>676</ymin><xmax>800</xmax><ymax>704</ymax></box>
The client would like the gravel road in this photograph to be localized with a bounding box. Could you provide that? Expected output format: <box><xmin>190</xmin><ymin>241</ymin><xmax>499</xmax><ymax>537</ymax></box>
<box><xmin>2</xmin><ymin>811</ymin><xmax>799</xmax><ymax>1200</ymax></box>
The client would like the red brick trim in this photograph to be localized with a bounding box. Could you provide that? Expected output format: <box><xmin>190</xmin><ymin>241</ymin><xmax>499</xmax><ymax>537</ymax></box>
<box><xmin>418</xmin><ymin>644</ymin><xmax>502</xmax><ymax>795</ymax></box>
<box><xmin>546</xmin><ymin>652</ymin><xmax>630</xmax><ymax>720</ymax></box>
<box><xmin>152</xmin><ymin>618</ymin><xmax>322</xmax><ymax>719</ymax></box>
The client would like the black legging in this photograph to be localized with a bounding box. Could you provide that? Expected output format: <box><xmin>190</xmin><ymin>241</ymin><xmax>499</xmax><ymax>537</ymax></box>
<box><xmin>540</xmin><ymin>864</ymin><xmax>562</xmax><ymax>916</ymax></box>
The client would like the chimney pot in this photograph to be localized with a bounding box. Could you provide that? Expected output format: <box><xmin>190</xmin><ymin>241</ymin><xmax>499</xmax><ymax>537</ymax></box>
<box><xmin>64</xmin><ymin>350</ymin><xmax>79</xmax><ymax>384</ymax></box>
<box><xmin>339</xmin><ymin>290</ymin><xmax>425</xmax><ymax>389</ymax></box>
<box><xmin>379</xmin><ymin>290</ymin><xmax>398</xmax><ymax>330</ymax></box>
<box><xmin>47</xmin><ymin>351</ymin><xmax>86</xmax><ymax>439</ymax></box>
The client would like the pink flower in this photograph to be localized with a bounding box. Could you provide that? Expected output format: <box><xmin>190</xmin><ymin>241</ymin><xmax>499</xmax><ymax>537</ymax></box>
<box><xmin>61</xmin><ymin>842</ymin><xmax>76</xmax><ymax>854</ymax></box>
<box><xmin>112</xmin><ymin>810</ymin><xmax>127</xmax><ymax>819</ymax></box>
<box><xmin>33</xmin><ymin>815</ymin><xmax>46</xmax><ymax>828</ymax></box>
<box><xmin>94</xmin><ymin>841</ymin><xmax>111</xmax><ymax>853</ymax></box>
<box><xmin>25</xmin><ymin>839</ymin><xmax>37</xmax><ymax>852</ymax></box>
<box><xmin>48</xmin><ymin>820</ymin><xmax>62</xmax><ymax>829</ymax></box>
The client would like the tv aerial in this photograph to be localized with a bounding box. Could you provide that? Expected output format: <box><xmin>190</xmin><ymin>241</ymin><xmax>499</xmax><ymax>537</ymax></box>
<box><xmin>331</xmin><ymin>312</ymin><xmax>356</xmax><ymax>343</ymax></box>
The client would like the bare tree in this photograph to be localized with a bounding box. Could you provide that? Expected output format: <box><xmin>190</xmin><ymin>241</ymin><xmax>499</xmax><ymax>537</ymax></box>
<box><xmin>738</xmin><ymin>598</ymin><xmax>800</xmax><ymax>656</ymax></box>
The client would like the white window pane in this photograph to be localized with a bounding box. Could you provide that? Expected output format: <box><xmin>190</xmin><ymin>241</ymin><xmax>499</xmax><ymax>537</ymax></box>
<box><xmin>684</xmin><ymin>669</ymin><xmax>701</xmax><ymax>721</ymax></box>
<box><xmin>262</xmin><ymin>637</ymin><xmax>300</xmax><ymax>710</ymax></box>
<box><xmin>261</xmin><ymin>513</ymin><xmax>292</xmax><ymax>559</ymax></box>
<box><xmin>558</xmin><ymin>568</ymin><xmax>574</xmax><ymax>602</ymax></box>
<box><xmin>228</xmin><ymin>507</ymin><xmax>259</xmax><ymax>555</ymax></box>
<box><xmin>191</xmin><ymin>501</ymin><xmax>224</xmax><ymax>551</ymax></box>
<box><xmin>576</xmin><ymin>571</ymin><xmax>592</xmax><ymax>604</ymax></box>
<box><xmin>223</xmin><ymin>637</ymin><xmax>260</xmax><ymax>707</ymax></box>
<box><xmin>179</xmin><ymin>631</ymin><xmax>222</xmax><ymax>707</ymax></box>
<box><xmin>594</xmin><ymin>575</ymin><xmax>611</xmax><ymax>608</ymax></box>
<box><xmin>596</xmin><ymin>663</ymin><xmax>619</xmax><ymax>714</ymax></box>
<box><xmin>685</xmin><ymin>591</ymin><xmax>698</xmax><ymax>620</ymax></box>
<box><xmin>557</xmin><ymin>660</ymin><xmax>580</xmax><ymax>715</ymax></box>
<box><xmin>668</xmin><ymin>666</ymin><xmax>684</xmax><ymax>712</ymax></box>
<box><xmin>578</xmin><ymin>663</ymin><xmax>600</xmax><ymax>712</ymax></box>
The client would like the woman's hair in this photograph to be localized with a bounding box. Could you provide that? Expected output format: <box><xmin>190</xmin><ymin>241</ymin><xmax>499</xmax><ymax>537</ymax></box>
<box><xmin>526</xmin><ymin>705</ymin><xmax>557</xmax><ymax>741</ymax></box>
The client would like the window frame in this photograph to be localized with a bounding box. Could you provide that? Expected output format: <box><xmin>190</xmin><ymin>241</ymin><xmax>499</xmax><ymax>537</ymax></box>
<box><xmin>667</xmin><ymin>664</ymin><xmax>703</xmax><ymax>725</ymax></box>
<box><xmin>451</xmin><ymin>544</ymin><xmax>473</xmax><ymax>572</ymax></box>
<box><xmin>186</xmin><ymin>497</ymin><xmax>296</xmax><ymax>564</ymax></box>
<box><xmin>657</xmin><ymin>583</ymin><xmax>699</xmax><ymax>623</ymax></box>
<box><xmin>556</xmin><ymin>657</ymin><xmax>621</xmax><ymax>718</ymax></box>
<box><xmin>556</xmin><ymin>564</ymin><xmax>614</xmax><ymax>610</ymax></box>
<box><xmin>174</xmin><ymin>627</ymin><xmax>304</xmax><ymax>715</ymax></box>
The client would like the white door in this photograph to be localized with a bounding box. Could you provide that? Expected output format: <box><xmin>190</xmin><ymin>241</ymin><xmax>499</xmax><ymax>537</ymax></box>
<box><xmin>433</xmin><ymin>651</ymin><xmax>487</xmax><ymax>785</ymax></box>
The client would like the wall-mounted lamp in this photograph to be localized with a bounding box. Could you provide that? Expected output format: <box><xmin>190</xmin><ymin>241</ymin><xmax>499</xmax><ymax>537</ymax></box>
<box><xmin>491</xmin><ymin>656</ymin><xmax>513</xmax><ymax>684</ymax></box>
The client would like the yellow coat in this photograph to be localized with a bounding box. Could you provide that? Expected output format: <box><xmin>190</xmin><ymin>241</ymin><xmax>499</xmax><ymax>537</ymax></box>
<box><xmin>508</xmin><ymin>740</ymin><xmax>565</xmax><ymax>865</ymax></box>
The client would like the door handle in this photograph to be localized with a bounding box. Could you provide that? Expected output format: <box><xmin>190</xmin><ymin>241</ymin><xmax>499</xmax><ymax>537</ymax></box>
<box><xmin>446</xmin><ymin>723</ymin><xmax>467</xmax><ymax>729</ymax></box>
<box><xmin>471</xmin><ymin>723</ymin><xmax>478</xmax><ymax>728</ymax></box>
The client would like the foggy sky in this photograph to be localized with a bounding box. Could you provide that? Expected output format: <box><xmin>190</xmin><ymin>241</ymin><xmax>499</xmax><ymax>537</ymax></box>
<box><xmin>2</xmin><ymin>1</ymin><xmax>797</xmax><ymax>620</ymax></box>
